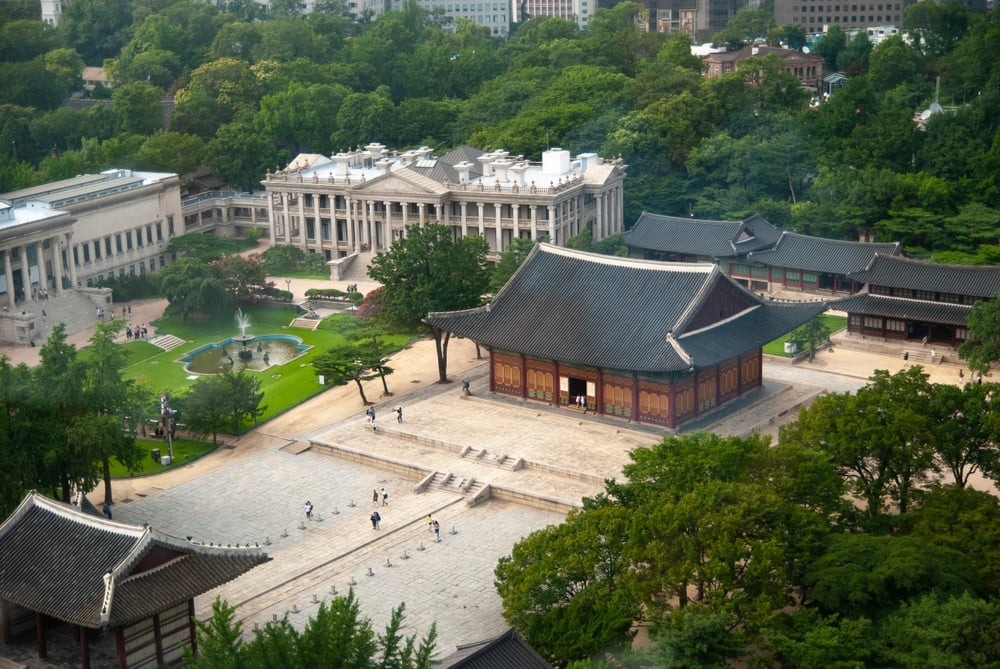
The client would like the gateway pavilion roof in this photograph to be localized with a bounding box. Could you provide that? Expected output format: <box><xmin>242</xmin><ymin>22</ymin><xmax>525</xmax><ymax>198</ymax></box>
<box><xmin>427</xmin><ymin>244</ymin><xmax>827</xmax><ymax>375</ymax></box>
<box><xmin>623</xmin><ymin>212</ymin><xmax>782</xmax><ymax>257</ymax></box>
<box><xmin>0</xmin><ymin>492</ymin><xmax>269</xmax><ymax>630</ymax></box>
<box><xmin>832</xmin><ymin>290</ymin><xmax>973</xmax><ymax>326</ymax></box>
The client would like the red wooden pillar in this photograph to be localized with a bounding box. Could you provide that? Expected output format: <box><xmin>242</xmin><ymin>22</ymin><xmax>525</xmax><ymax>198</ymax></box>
<box><xmin>116</xmin><ymin>627</ymin><xmax>127</xmax><ymax>669</ymax></box>
<box><xmin>488</xmin><ymin>350</ymin><xmax>495</xmax><ymax>392</ymax></box>
<box><xmin>714</xmin><ymin>366</ymin><xmax>721</xmax><ymax>408</ymax></box>
<box><xmin>668</xmin><ymin>383</ymin><xmax>677</xmax><ymax>429</ymax></box>
<box><xmin>631</xmin><ymin>374</ymin><xmax>639</xmax><ymax>423</ymax></box>
<box><xmin>35</xmin><ymin>611</ymin><xmax>46</xmax><ymax>659</ymax></box>
<box><xmin>595</xmin><ymin>369</ymin><xmax>604</xmax><ymax>416</ymax></box>
<box><xmin>153</xmin><ymin>613</ymin><xmax>164</xmax><ymax>664</ymax></box>
<box><xmin>79</xmin><ymin>625</ymin><xmax>91</xmax><ymax>669</ymax></box>
<box><xmin>187</xmin><ymin>599</ymin><xmax>198</xmax><ymax>657</ymax></box>
<box><xmin>519</xmin><ymin>354</ymin><xmax>527</xmax><ymax>399</ymax></box>
<box><xmin>553</xmin><ymin>361</ymin><xmax>560</xmax><ymax>406</ymax></box>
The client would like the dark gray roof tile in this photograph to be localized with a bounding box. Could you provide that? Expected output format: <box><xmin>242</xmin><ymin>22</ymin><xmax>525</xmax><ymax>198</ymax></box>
<box><xmin>623</xmin><ymin>212</ymin><xmax>782</xmax><ymax>257</ymax></box>
<box><xmin>831</xmin><ymin>293</ymin><xmax>972</xmax><ymax>325</ymax></box>
<box><xmin>847</xmin><ymin>254</ymin><xmax>1000</xmax><ymax>298</ymax></box>
<box><xmin>0</xmin><ymin>492</ymin><xmax>269</xmax><ymax>629</ymax></box>
<box><xmin>748</xmin><ymin>232</ymin><xmax>900</xmax><ymax>274</ymax></box>
<box><xmin>427</xmin><ymin>245</ymin><xmax>825</xmax><ymax>373</ymax></box>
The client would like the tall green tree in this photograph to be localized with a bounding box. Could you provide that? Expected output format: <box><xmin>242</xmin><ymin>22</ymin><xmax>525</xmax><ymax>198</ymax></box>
<box><xmin>959</xmin><ymin>295</ymin><xmax>1000</xmax><ymax>376</ymax></box>
<box><xmin>186</xmin><ymin>591</ymin><xmax>436</xmax><ymax>668</ymax></box>
<box><xmin>81</xmin><ymin>319</ymin><xmax>147</xmax><ymax>505</ymax></box>
<box><xmin>367</xmin><ymin>223</ymin><xmax>489</xmax><ymax>383</ymax></box>
<box><xmin>158</xmin><ymin>256</ymin><xmax>230</xmax><ymax>321</ymax></box>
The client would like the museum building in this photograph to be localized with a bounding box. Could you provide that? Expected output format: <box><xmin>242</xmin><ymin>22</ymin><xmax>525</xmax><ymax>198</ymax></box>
<box><xmin>427</xmin><ymin>244</ymin><xmax>826</xmax><ymax>428</ymax></box>
<box><xmin>263</xmin><ymin>143</ymin><xmax>626</xmax><ymax>276</ymax></box>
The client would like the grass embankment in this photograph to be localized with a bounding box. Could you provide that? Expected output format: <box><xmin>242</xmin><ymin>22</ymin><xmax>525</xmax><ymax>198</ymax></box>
<box><xmin>109</xmin><ymin>307</ymin><xmax>418</xmax><ymax>476</ymax></box>
<box><xmin>762</xmin><ymin>314</ymin><xmax>847</xmax><ymax>357</ymax></box>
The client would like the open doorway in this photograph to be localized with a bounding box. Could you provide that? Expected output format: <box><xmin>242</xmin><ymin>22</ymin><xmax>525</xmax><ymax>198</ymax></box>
<box><xmin>567</xmin><ymin>377</ymin><xmax>587</xmax><ymax>407</ymax></box>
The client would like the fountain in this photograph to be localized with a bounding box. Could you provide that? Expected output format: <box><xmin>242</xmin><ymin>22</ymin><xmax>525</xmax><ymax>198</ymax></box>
<box><xmin>232</xmin><ymin>309</ymin><xmax>256</xmax><ymax>361</ymax></box>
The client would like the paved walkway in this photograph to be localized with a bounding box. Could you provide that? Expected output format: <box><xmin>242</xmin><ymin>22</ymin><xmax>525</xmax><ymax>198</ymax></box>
<box><xmin>0</xmin><ymin>281</ymin><xmax>987</xmax><ymax>667</ymax></box>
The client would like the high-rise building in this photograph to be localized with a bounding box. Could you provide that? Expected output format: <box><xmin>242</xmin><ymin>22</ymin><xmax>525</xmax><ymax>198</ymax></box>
<box><xmin>774</xmin><ymin>0</ymin><xmax>911</xmax><ymax>34</ymax></box>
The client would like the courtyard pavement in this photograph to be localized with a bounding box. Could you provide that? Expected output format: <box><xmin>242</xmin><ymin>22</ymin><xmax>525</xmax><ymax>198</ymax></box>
<box><xmin>0</xmin><ymin>278</ymin><xmax>983</xmax><ymax>668</ymax></box>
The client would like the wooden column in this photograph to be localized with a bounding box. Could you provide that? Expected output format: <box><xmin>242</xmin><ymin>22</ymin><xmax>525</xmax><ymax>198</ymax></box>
<box><xmin>519</xmin><ymin>354</ymin><xmax>527</xmax><ymax>399</ymax></box>
<box><xmin>187</xmin><ymin>600</ymin><xmax>197</xmax><ymax>657</ymax></box>
<box><xmin>35</xmin><ymin>611</ymin><xmax>46</xmax><ymax>659</ymax></box>
<box><xmin>116</xmin><ymin>627</ymin><xmax>127</xmax><ymax>669</ymax></box>
<box><xmin>153</xmin><ymin>613</ymin><xmax>164</xmax><ymax>664</ymax></box>
<box><xmin>79</xmin><ymin>625</ymin><xmax>91</xmax><ymax>669</ymax></box>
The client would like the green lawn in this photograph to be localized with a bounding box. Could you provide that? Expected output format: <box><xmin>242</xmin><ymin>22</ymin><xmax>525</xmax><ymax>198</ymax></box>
<box><xmin>111</xmin><ymin>437</ymin><xmax>217</xmax><ymax>478</ymax></box>
<box><xmin>121</xmin><ymin>307</ymin><xmax>418</xmax><ymax>427</ymax></box>
<box><xmin>763</xmin><ymin>314</ymin><xmax>847</xmax><ymax>357</ymax></box>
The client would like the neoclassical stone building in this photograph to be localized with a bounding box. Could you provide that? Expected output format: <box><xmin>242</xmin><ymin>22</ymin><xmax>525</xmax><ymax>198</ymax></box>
<box><xmin>263</xmin><ymin>143</ymin><xmax>626</xmax><ymax>274</ymax></box>
<box><xmin>0</xmin><ymin>169</ymin><xmax>184</xmax><ymax>300</ymax></box>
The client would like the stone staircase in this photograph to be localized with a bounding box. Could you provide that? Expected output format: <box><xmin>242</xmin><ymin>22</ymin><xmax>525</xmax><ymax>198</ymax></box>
<box><xmin>424</xmin><ymin>471</ymin><xmax>485</xmax><ymax>497</ymax></box>
<box><xmin>459</xmin><ymin>445</ymin><xmax>521</xmax><ymax>471</ymax></box>
<box><xmin>16</xmin><ymin>289</ymin><xmax>100</xmax><ymax>340</ymax></box>
<box><xmin>149</xmin><ymin>334</ymin><xmax>186</xmax><ymax>352</ymax></box>
<box><xmin>832</xmin><ymin>332</ymin><xmax>955</xmax><ymax>365</ymax></box>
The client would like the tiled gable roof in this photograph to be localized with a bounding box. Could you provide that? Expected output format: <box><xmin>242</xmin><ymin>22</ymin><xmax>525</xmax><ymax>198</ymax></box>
<box><xmin>748</xmin><ymin>232</ymin><xmax>901</xmax><ymax>274</ymax></box>
<box><xmin>623</xmin><ymin>212</ymin><xmax>781</xmax><ymax>257</ymax></box>
<box><xmin>426</xmin><ymin>245</ymin><xmax>826</xmax><ymax>373</ymax></box>
<box><xmin>0</xmin><ymin>492</ymin><xmax>269</xmax><ymax>629</ymax></box>
<box><xmin>832</xmin><ymin>292</ymin><xmax>973</xmax><ymax>326</ymax></box>
<box><xmin>438</xmin><ymin>628</ymin><xmax>552</xmax><ymax>668</ymax></box>
<box><xmin>847</xmin><ymin>254</ymin><xmax>1000</xmax><ymax>298</ymax></box>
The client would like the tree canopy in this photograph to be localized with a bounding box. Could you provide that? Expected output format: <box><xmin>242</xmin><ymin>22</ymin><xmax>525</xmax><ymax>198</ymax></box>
<box><xmin>366</xmin><ymin>223</ymin><xmax>488</xmax><ymax>383</ymax></box>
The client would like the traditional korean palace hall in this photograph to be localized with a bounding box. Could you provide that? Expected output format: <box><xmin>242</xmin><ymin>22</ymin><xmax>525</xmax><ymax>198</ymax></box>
<box><xmin>428</xmin><ymin>244</ymin><xmax>825</xmax><ymax>428</ymax></box>
<box><xmin>0</xmin><ymin>492</ymin><xmax>269</xmax><ymax>669</ymax></box>
<box><xmin>623</xmin><ymin>211</ymin><xmax>1000</xmax><ymax>348</ymax></box>
<box><xmin>835</xmin><ymin>254</ymin><xmax>1000</xmax><ymax>346</ymax></box>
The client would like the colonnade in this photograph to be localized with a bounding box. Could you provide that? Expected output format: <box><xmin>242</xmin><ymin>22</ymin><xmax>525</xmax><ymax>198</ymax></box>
<box><xmin>0</xmin><ymin>232</ymin><xmax>77</xmax><ymax>308</ymax></box>
<box><xmin>266</xmin><ymin>182</ymin><xmax>625</xmax><ymax>258</ymax></box>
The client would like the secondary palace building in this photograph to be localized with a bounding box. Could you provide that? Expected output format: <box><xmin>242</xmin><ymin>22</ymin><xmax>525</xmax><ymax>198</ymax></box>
<box><xmin>263</xmin><ymin>143</ymin><xmax>626</xmax><ymax>277</ymax></box>
<box><xmin>427</xmin><ymin>244</ymin><xmax>825</xmax><ymax>428</ymax></box>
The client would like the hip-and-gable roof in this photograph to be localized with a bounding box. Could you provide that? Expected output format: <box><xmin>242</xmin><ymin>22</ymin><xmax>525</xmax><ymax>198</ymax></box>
<box><xmin>0</xmin><ymin>492</ymin><xmax>269</xmax><ymax>629</ymax></box>
<box><xmin>623</xmin><ymin>212</ymin><xmax>782</xmax><ymax>257</ymax></box>
<box><xmin>847</xmin><ymin>254</ymin><xmax>1000</xmax><ymax>298</ymax></box>
<box><xmin>748</xmin><ymin>232</ymin><xmax>901</xmax><ymax>274</ymax></box>
<box><xmin>427</xmin><ymin>244</ymin><xmax>826</xmax><ymax>374</ymax></box>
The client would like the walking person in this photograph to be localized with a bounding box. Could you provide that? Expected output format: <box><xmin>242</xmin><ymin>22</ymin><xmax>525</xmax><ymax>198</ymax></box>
<box><xmin>381</xmin><ymin>488</ymin><xmax>388</xmax><ymax>506</ymax></box>
<box><xmin>304</xmin><ymin>500</ymin><xmax>313</xmax><ymax>520</ymax></box>
<box><xmin>433</xmin><ymin>519</ymin><xmax>440</xmax><ymax>542</ymax></box>
<box><xmin>373</xmin><ymin>488</ymin><xmax>379</xmax><ymax>505</ymax></box>
<box><xmin>103</xmin><ymin>503</ymin><xmax>112</xmax><ymax>519</ymax></box>
<box><xmin>370</xmin><ymin>511</ymin><xmax>380</xmax><ymax>529</ymax></box>
<box><xmin>395</xmin><ymin>406</ymin><xmax>403</xmax><ymax>423</ymax></box>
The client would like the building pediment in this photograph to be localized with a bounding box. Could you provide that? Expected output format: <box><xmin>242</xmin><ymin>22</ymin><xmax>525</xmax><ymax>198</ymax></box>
<box><xmin>352</xmin><ymin>168</ymin><xmax>450</xmax><ymax>199</ymax></box>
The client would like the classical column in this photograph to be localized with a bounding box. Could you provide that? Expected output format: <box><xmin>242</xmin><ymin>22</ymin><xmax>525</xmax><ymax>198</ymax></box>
<box><xmin>418</xmin><ymin>203</ymin><xmax>426</xmax><ymax>227</ymax></box>
<box><xmin>494</xmin><ymin>203</ymin><xmax>503</xmax><ymax>253</ymax></box>
<box><xmin>19</xmin><ymin>245</ymin><xmax>30</xmax><ymax>301</ymax></box>
<box><xmin>66</xmin><ymin>234</ymin><xmax>77</xmax><ymax>288</ymax></box>
<box><xmin>459</xmin><ymin>202</ymin><xmax>468</xmax><ymax>237</ymax></box>
<box><xmin>547</xmin><ymin>205</ymin><xmax>556</xmax><ymax>244</ymax></box>
<box><xmin>383</xmin><ymin>201</ymin><xmax>392</xmax><ymax>247</ymax></box>
<box><xmin>530</xmin><ymin>205</ymin><xmax>538</xmax><ymax>240</ymax></box>
<box><xmin>401</xmin><ymin>201</ymin><xmax>409</xmax><ymax>237</ymax></box>
<box><xmin>367</xmin><ymin>200</ymin><xmax>377</xmax><ymax>250</ymax></box>
<box><xmin>439</xmin><ymin>201</ymin><xmax>449</xmax><ymax>227</ymax></box>
<box><xmin>512</xmin><ymin>204</ymin><xmax>521</xmax><ymax>240</ymax></box>
<box><xmin>476</xmin><ymin>202</ymin><xmax>485</xmax><ymax>236</ymax></box>
<box><xmin>345</xmin><ymin>196</ymin><xmax>357</xmax><ymax>252</ymax></box>
<box><xmin>594</xmin><ymin>193</ymin><xmax>604</xmax><ymax>242</ymax></box>
<box><xmin>3</xmin><ymin>250</ymin><xmax>14</xmax><ymax>308</ymax></box>
<box><xmin>297</xmin><ymin>195</ymin><xmax>307</xmax><ymax>248</ymax></box>
<box><xmin>52</xmin><ymin>236</ymin><xmax>64</xmax><ymax>294</ymax></box>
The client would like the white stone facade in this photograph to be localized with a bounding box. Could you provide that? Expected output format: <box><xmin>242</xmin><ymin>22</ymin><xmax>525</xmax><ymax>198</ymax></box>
<box><xmin>0</xmin><ymin>169</ymin><xmax>184</xmax><ymax>303</ymax></box>
<box><xmin>262</xmin><ymin>143</ymin><xmax>627</xmax><ymax>268</ymax></box>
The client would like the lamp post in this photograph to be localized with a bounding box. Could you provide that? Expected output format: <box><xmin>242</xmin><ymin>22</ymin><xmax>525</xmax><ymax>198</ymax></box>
<box><xmin>160</xmin><ymin>392</ymin><xmax>174</xmax><ymax>461</ymax></box>
<box><xmin>285</xmin><ymin>279</ymin><xmax>292</xmax><ymax>301</ymax></box>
